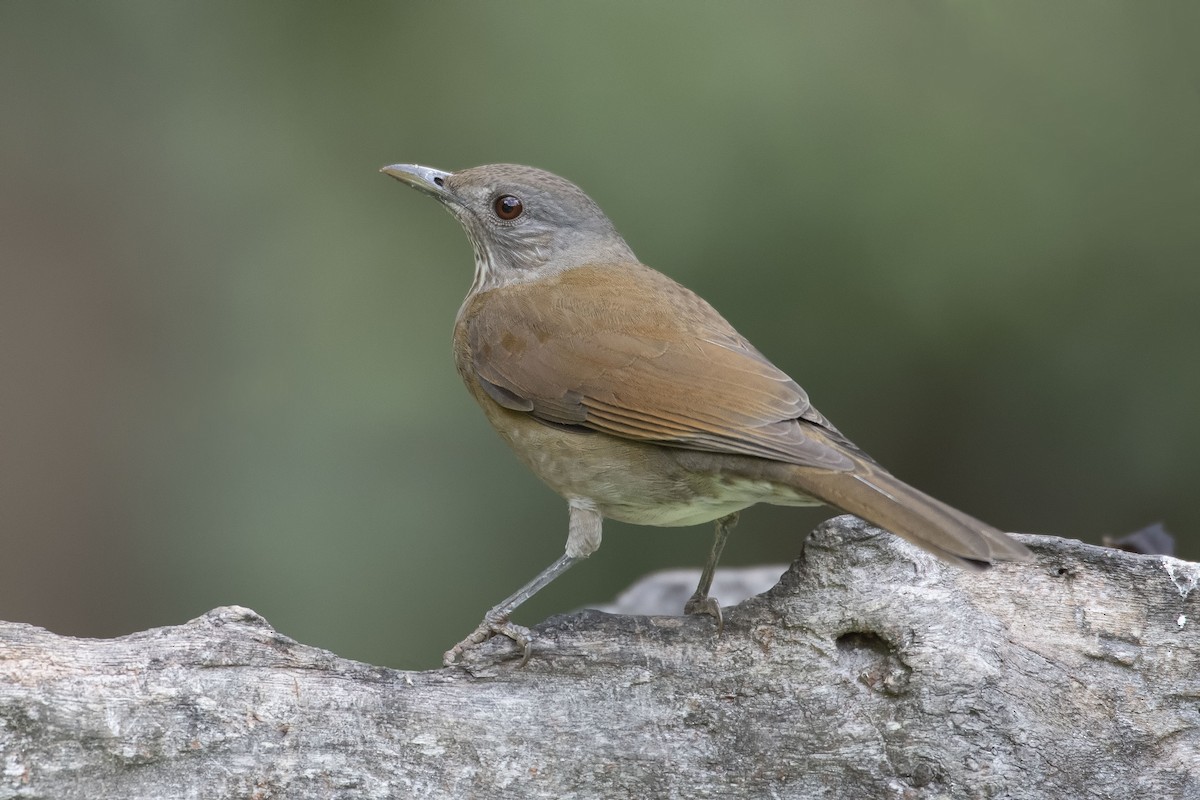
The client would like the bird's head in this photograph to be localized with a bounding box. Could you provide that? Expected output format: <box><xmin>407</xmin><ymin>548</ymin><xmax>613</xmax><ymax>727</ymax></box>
<box><xmin>382</xmin><ymin>163</ymin><xmax>636</xmax><ymax>293</ymax></box>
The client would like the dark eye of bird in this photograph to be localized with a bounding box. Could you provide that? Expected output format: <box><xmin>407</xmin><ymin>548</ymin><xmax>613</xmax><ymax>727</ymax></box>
<box><xmin>493</xmin><ymin>194</ymin><xmax>524</xmax><ymax>221</ymax></box>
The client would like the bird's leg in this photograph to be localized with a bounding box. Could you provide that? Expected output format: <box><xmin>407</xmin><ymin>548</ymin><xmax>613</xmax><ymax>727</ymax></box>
<box><xmin>684</xmin><ymin>512</ymin><xmax>740</xmax><ymax>634</ymax></box>
<box><xmin>442</xmin><ymin>551</ymin><xmax>579</xmax><ymax>667</ymax></box>
<box><xmin>444</xmin><ymin>501</ymin><xmax>602</xmax><ymax>667</ymax></box>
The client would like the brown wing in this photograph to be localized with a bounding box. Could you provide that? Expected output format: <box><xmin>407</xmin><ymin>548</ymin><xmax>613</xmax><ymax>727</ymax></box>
<box><xmin>464</xmin><ymin>263</ymin><xmax>865</xmax><ymax>472</ymax></box>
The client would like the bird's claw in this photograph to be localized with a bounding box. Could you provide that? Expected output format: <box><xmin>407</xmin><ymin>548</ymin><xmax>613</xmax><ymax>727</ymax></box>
<box><xmin>443</xmin><ymin>613</ymin><xmax>535</xmax><ymax>667</ymax></box>
<box><xmin>684</xmin><ymin>592</ymin><xmax>724</xmax><ymax>636</ymax></box>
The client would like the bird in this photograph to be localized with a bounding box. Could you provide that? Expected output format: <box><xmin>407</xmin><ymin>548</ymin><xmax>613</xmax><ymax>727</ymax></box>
<box><xmin>380</xmin><ymin>162</ymin><xmax>1031</xmax><ymax>666</ymax></box>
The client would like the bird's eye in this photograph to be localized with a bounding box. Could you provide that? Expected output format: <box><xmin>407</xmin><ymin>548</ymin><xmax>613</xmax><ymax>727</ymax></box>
<box><xmin>493</xmin><ymin>194</ymin><xmax>524</xmax><ymax>221</ymax></box>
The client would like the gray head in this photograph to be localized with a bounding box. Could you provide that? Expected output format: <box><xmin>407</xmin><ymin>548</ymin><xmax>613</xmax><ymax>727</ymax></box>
<box><xmin>381</xmin><ymin>163</ymin><xmax>636</xmax><ymax>293</ymax></box>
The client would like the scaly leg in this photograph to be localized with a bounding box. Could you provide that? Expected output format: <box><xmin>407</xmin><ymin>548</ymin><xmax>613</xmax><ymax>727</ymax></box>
<box><xmin>683</xmin><ymin>512</ymin><xmax>740</xmax><ymax>634</ymax></box>
<box><xmin>442</xmin><ymin>552</ymin><xmax>580</xmax><ymax>666</ymax></box>
<box><xmin>444</xmin><ymin>500</ymin><xmax>602</xmax><ymax>667</ymax></box>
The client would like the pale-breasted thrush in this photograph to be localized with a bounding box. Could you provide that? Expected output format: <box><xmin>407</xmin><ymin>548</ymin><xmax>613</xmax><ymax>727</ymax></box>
<box><xmin>381</xmin><ymin>163</ymin><xmax>1031</xmax><ymax>666</ymax></box>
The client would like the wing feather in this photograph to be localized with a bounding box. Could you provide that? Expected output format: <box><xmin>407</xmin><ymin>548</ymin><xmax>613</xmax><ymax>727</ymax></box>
<box><xmin>464</xmin><ymin>264</ymin><xmax>863</xmax><ymax>472</ymax></box>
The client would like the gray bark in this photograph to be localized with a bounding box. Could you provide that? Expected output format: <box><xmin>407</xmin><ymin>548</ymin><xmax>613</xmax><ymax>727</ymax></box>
<box><xmin>2</xmin><ymin>515</ymin><xmax>1198</xmax><ymax>800</ymax></box>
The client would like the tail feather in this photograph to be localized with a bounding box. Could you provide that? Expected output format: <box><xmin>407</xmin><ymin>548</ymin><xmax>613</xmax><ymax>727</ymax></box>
<box><xmin>786</xmin><ymin>459</ymin><xmax>1032</xmax><ymax>569</ymax></box>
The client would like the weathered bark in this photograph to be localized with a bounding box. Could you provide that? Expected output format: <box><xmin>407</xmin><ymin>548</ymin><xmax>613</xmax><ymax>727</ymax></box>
<box><xmin>1</xmin><ymin>516</ymin><xmax>1198</xmax><ymax>799</ymax></box>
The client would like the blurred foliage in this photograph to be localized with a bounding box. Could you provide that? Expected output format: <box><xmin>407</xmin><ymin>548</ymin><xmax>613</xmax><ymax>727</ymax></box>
<box><xmin>1</xmin><ymin>2</ymin><xmax>1197</xmax><ymax>669</ymax></box>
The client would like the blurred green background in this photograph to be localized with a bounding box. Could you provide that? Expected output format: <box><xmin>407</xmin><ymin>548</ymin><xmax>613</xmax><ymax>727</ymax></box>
<box><xmin>2</xmin><ymin>2</ymin><xmax>1197</xmax><ymax>670</ymax></box>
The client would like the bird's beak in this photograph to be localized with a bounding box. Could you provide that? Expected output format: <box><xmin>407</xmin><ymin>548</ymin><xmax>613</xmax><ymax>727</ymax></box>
<box><xmin>380</xmin><ymin>163</ymin><xmax>455</xmax><ymax>203</ymax></box>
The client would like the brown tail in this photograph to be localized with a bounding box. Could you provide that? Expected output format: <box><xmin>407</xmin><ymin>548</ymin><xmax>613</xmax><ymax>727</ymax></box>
<box><xmin>785</xmin><ymin>456</ymin><xmax>1032</xmax><ymax>569</ymax></box>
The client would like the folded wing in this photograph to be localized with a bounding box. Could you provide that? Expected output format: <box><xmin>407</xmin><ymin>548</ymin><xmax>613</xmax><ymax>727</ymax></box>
<box><xmin>466</xmin><ymin>264</ymin><xmax>863</xmax><ymax>473</ymax></box>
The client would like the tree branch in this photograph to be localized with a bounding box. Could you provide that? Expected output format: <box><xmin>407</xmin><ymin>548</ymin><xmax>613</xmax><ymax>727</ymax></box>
<box><xmin>2</xmin><ymin>516</ymin><xmax>1198</xmax><ymax>799</ymax></box>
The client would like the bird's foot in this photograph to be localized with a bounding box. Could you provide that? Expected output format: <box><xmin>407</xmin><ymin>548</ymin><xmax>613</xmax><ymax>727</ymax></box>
<box><xmin>443</xmin><ymin>611</ymin><xmax>535</xmax><ymax>667</ymax></box>
<box><xmin>684</xmin><ymin>591</ymin><xmax>724</xmax><ymax>636</ymax></box>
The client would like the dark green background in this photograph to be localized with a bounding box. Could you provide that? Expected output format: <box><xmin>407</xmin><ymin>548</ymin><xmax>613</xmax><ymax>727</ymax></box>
<box><xmin>3</xmin><ymin>3</ymin><xmax>1197</xmax><ymax>669</ymax></box>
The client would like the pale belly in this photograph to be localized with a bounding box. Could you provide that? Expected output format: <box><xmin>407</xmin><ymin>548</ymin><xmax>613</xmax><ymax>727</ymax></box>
<box><xmin>493</xmin><ymin>408</ymin><xmax>821</xmax><ymax>528</ymax></box>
